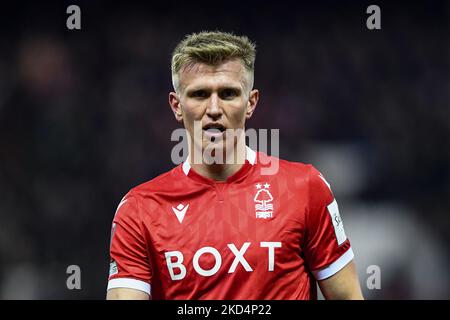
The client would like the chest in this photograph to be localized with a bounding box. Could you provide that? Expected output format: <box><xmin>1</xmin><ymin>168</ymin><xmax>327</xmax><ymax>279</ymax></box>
<box><xmin>143</xmin><ymin>181</ymin><xmax>308</xmax><ymax>273</ymax></box>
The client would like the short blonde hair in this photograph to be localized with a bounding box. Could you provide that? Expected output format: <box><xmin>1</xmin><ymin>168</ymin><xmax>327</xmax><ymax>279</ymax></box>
<box><xmin>171</xmin><ymin>31</ymin><xmax>256</xmax><ymax>92</ymax></box>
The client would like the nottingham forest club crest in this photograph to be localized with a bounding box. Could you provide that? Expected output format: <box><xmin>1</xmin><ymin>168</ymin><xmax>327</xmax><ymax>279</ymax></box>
<box><xmin>254</xmin><ymin>183</ymin><xmax>275</xmax><ymax>219</ymax></box>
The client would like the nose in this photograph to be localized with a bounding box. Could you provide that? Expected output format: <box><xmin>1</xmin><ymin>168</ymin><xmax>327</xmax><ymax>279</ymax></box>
<box><xmin>206</xmin><ymin>93</ymin><xmax>222</xmax><ymax>120</ymax></box>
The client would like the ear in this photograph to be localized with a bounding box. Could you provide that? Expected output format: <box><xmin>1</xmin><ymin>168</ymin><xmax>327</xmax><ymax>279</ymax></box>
<box><xmin>169</xmin><ymin>92</ymin><xmax>183</xmax><ymax>123</ymax></box>
<box><xmin>245</xmin><ymin>89</ymin><xmax>259</xmax><ymax>120</ymax></box>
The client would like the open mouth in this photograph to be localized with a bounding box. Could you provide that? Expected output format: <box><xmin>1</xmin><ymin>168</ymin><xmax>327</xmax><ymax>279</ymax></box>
<box><xmin>202</xmin><ymin>123</ymin><xmax>226</xmax><ymax>140</ymax></box>
<box><xmin>202</xmin><ymin>123</ymin><xmax>226</xmax><ymax>133</ymax></box>
<box><xmin>203</xmin><ymin>123</ymin><xmax>225</xmax><ymax>132</ymax></box>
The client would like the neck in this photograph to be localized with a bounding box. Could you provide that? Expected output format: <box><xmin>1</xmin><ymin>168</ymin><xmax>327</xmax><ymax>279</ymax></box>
<box><xmin>189</xmin><ymin>143</ymin><xmax>247</xmax><ymax>181</ymax></box>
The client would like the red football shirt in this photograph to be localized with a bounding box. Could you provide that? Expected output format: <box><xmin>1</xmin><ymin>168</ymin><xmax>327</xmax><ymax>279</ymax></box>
<box><xmin>107</xmin><ymin>147</ymin><xmax>353</xmax><ymax>299</ymax></box>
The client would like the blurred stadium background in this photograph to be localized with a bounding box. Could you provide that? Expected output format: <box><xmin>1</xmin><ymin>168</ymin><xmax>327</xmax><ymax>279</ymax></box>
<box><xmin>0</xmin><ymin>0</ymin><xmax>448</xmax><ymax>299</ymax></box>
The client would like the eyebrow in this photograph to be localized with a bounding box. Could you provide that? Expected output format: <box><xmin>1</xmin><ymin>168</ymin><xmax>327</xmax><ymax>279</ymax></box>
<box><xmin>186</xmin><ymin>85</ymin><xmax>243</xmax><ymax>92</ymax></box>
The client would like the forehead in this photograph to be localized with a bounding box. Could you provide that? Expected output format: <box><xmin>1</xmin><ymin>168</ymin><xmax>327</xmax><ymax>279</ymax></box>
<box><xmin>178</xmin><ymin>59</ymin><xmax>248</xmax><ymax>91</ymax></box>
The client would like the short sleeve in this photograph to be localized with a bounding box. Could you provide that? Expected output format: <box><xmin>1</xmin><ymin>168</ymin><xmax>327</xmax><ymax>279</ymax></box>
<box><xmin>107</xmin><ymin>192</ymin><xmax>152</xmax><ymax>295</ymax></box>
<box><xmin>303</xmin><ymin>166</ymin><xmax>354</xmax><ymax>280</ymax></box>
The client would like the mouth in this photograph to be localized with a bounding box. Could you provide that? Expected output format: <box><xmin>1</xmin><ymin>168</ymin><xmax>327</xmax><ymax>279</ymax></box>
<box><xmin>202</xmin><ymin>123</ymin><xmax>226</xmax><ymax>139</ymax></box>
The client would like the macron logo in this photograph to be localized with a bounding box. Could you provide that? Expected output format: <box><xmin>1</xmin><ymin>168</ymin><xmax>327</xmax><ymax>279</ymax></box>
<box><xmin>172</xmin><ymin>204</ymin><xmax>189</xmax><ymax>223</ymax></box>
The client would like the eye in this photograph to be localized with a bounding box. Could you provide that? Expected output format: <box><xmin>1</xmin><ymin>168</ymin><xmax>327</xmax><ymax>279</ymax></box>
<box><xmin>220</xmin><ymin>88</ymin><xmax>239</xmax><ymax>99</ymax></box>
<box><xmin>189</xmin><ymin>90</ymin><xmax>208</xmax><ymax>99</ymax></box>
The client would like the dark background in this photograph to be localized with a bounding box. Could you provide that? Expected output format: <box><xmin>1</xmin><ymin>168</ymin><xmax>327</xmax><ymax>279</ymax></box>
<box><xmin>0</xmin><ymin>0</ymin><xmax>448</xmax><ymax>299</ymax></box>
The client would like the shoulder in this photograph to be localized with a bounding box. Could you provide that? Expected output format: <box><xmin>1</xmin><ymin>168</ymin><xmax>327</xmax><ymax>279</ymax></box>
<box><xmin>256</xmin><ymin>150</ymin><xmax>313</xmax><ymax>180</ymax></box>
<box><xmin>130</xmin><ymin>164</ymin><xmax>183</xmax><ymax>197</ymax></box>
<box><xmin>257</xmin><ymin>151</ymin><xmax>333</xmax><ymax>204</ymax></box>
<box><xmin>114</xmin><ymin>164</ymin><xmax>183</xmax><ymax>220</ymax></box>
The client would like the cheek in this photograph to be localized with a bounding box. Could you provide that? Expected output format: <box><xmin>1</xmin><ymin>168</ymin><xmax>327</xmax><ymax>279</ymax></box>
<box><xmin>227</xmin><ymin>101</ymin><xmax>248</xmax><ymax>124</ymax></box>
<box><xmin>181</xmin><ymin>101</ymin><xmax>205</xmax><ymax>120</ymax></box>
<box><xmin>180</xmin><ymin>103</ymin><xmax>203</xmax><ymax>133</ymax></box>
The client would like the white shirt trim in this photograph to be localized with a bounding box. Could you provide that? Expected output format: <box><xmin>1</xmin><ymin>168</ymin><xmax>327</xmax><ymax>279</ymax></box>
<box><xmin>107</xmin><ymin>278</ymin><xmax>151</xmax><ymax>295</ymax></box>
<box><xmin>181</xmin><ymin>146</ymin><xmax>257</xmax><ymax>176</ymax></box>
<box><xmin>313</xmin><ymin>247</ymin><xmax>354</xmax><ymax>280</ymax></box>
<box><xmin>182</xmin><ymin>158</ymin><xmax>191</xmax><ymax>176</ymax></box>
<box><xmin>245</xmin><ymin>146</ymin><xmax>256</xmax><ymax>165</ymax></box>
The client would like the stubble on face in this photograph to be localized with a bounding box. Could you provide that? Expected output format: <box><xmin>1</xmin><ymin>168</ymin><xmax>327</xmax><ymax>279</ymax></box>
<box><xmin>176</xmin><ymin>60</ymin><xmax>252</xmax><ymax>161</ymax></box>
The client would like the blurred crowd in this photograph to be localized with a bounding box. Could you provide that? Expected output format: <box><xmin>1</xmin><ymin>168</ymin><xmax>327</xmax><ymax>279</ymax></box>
<box><xmin>0</xmin><ymin>1</ymin><xmax>448</xmax><ymax>299</ymax></box>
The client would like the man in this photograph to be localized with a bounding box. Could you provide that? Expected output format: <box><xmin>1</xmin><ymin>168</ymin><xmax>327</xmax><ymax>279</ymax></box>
<box><xmin>106</xmin><ymin>31</ymin><xmax>363</xmax><ymax>300</ymax></box>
